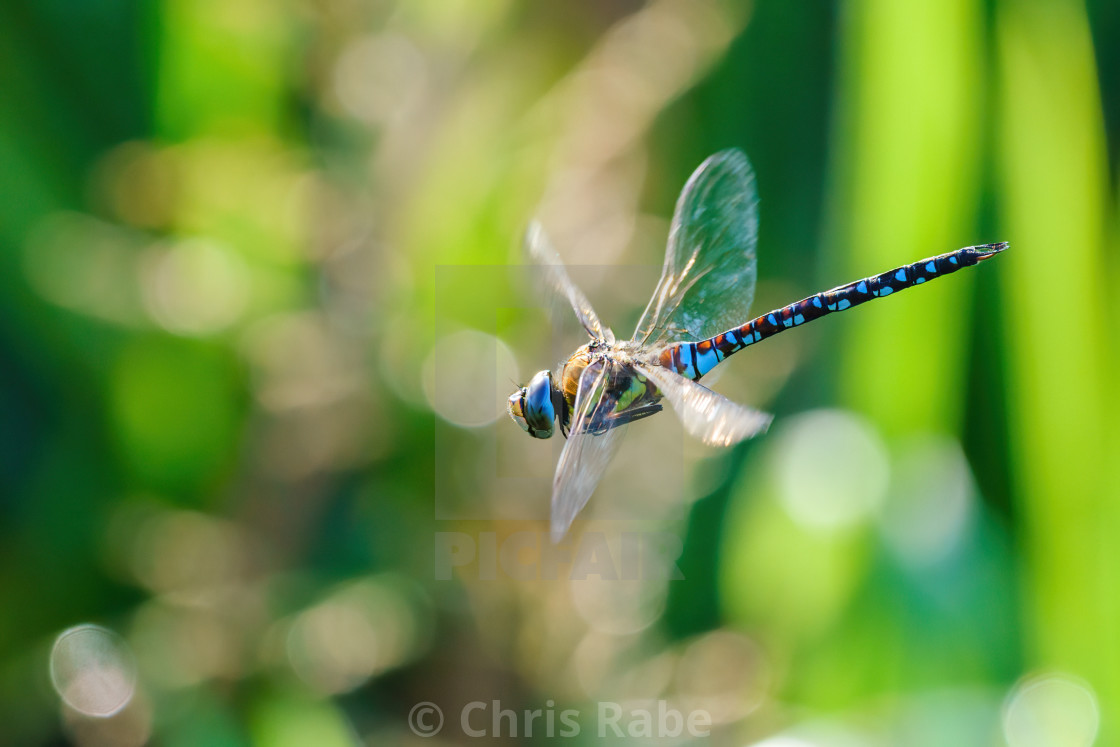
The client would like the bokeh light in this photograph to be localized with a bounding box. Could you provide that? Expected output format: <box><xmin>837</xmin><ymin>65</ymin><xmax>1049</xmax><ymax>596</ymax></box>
<box><xmin>285</xmin><ymin>576</ymin><xmax>429</xmax><ymax>695</ymax></box>
<box><xmin>878</xmin><ymin>436</ymin><xmax>975</xmax><ymax>567</ymax></box>
<box><xmin>23</xmin><ymin>212</ymin><xmax>147</xmax><ymax>325</ymax></box>
<box><xmin>131</xmin><ymin>600</ymin><xmax>244</xmax><ymax>689</ymax></box>
<box><xmin>422</xmin><ymin>328</ymin><xmax>519</xmax><ymax>429</ymax></box>
<box><xmin>61</xmin><ymin>692</ymin><xmax>152</xmax><ymax>747</ymax></box>
<box><xmin>1003</xmin><ymin>673</ymin><xmax>1099</xmax><ymax>747</ymax></box>
<box><xmin>140</xmin><ymin>237</ymin><xmax>249</xmax><ymax>335</ymax></box>
<box><xmin>774</xmin><ymin>409</ymin><xmax>889</xmax><ymax>532</ymax></box>
<box><xmin>331</xmin><ymin>34</ymin><xmax>427</xmax><ymax>125</ymax></box>
<box><xmin>675</xmin><ymin>630</ymin><xmax>769</xmax><ymax>724</ymax></box>
<box><xmin>50</xmin><ymin>625</ymin><xmax>137</xmax><ymax>718</ymax></box>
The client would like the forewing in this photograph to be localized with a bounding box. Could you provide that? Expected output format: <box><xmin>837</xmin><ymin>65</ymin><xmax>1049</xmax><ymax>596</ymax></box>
<box><xmin>550</xmin><ymin>360</ymin><xmax>625</xmax><ymax>541</ymax></box>
<box><xmin>525</xmin><ymin>221</ymin><xmax>611</xmax><ymax>342</ymax></box>
<box><xmin>635</xmin><ymin>362</ymin><xmax>771</xmax><ymax>447</ymax></box>
<box><xmin>633</xmin><ymin>149</ymin><xmax>758</xmax><ymax>346</ymax></box>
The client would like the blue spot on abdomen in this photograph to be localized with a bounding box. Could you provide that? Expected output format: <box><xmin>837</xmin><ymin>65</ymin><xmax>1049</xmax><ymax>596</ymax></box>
<box><xmin>694</xmin><ymin>346</ymin><xmax>718</xmax><ymax>374</ymax></box>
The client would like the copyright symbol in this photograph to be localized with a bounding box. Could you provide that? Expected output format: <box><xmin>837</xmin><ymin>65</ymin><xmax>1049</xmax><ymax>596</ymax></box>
<box><xmin>408</xmin><ymin>702</ymin><xmax>444</xmax><ymax>737</ymax></box>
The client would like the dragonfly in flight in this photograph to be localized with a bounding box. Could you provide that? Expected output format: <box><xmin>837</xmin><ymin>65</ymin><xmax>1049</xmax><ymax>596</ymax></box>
<box><xmin>507</xmin><ymin>149</ymin><xmax>1006</xmax><ymax>541</ymax></box>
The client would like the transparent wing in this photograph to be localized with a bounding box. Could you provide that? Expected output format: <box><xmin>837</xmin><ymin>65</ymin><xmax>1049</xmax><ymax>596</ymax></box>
<box><xmin>633</xmin><ymin>149</ymin><xmax>758</xmax><ymax>346</ymax></box>
<box><xmin>550</xmin><ymin>360</ymin><xmax>625</xmax><ymax>542</ymax></box>
<box><xmin>634</xmin><ymin>361</ymin><xmax>771</xmax><ymax>447</ymax></box>
<box><xmin>525</xmin><ymin>221</ymin><xmax>612</xmax><ymax>343</ymax></box>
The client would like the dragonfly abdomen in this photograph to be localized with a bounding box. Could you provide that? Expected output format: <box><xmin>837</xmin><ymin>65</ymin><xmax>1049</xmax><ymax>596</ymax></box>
<box><xmin>660</xmin><ymin>241</ymin><xmax>1008</xmax><ymax>381</ymax></box>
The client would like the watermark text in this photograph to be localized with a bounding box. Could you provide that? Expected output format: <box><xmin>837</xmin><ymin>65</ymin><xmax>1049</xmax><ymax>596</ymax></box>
<box><xmin>434</xmin><ymin>531</ymin><xmax>684</xmax><ymax>581</ymax></box>
<box><xmin>408</xmin><ymin>699</ymin><xmax>712</xmax><ymax>739</ymax></box>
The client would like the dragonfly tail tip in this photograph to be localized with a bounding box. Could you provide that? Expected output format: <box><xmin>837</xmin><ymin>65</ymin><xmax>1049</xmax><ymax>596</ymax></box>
<box><xmin>973</xmin><ymin>241</ymin><xmax>1009</xmax><ymax>260</ymax></box>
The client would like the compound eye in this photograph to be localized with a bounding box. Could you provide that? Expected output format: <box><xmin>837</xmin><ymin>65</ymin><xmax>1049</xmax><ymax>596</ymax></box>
<box><xmin>523</xmin><ymin>371</ymin><xmax>556</xmax><ymax>439</ymax></box>
<box><xmin>507</xmin><ymin>389</ymin><xmax>530</xmax><ymax>432</ymax></box>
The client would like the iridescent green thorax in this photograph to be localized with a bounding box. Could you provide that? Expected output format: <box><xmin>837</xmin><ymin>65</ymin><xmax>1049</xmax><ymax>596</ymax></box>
<box><xmin>614</xmin><ymin>372</ymin><xmax>648</xmax><ymax>411</ymax></box>
<box><xmin>556</xmin><ymin>340</ymin><xmax>662</xmax><ymax>433</ymax></box>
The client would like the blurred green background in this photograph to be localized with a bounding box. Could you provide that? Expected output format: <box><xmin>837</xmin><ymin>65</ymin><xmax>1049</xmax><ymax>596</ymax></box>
<box><xmin>1</xmin><ymin>0</ymin><xmax>1118</xmax><ymax>744</ymax></box>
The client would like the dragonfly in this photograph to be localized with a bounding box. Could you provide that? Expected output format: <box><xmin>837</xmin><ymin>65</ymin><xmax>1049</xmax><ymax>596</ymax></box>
<box><xmin>507</xmin><ymin>149</ymin><xmax>1006</xmax><ymax>541</ymax></box>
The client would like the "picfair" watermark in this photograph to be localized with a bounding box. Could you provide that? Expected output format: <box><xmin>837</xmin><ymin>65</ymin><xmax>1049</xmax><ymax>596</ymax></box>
<box><xmin>434</xmin><ymin>530</ymin><xmax>685</xmax><ymax>581</ymax></box>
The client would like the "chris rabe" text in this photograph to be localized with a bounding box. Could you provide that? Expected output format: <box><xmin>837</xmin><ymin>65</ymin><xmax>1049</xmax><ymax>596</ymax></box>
<box><xmin>458</xmin><ymin>700</ymin><xmax>712</xmax><ymax>739</ymax></box>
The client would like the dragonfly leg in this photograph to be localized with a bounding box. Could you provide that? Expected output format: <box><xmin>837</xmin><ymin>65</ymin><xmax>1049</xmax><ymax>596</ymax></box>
<box><xmin>574</xmin><ymin>404</ymin><xmax>662</xmax><ymax>436</ymax></box>
<box><xmin>602</xmin><ymin>403</ymin><xmax>663</xmax><ymax>430</ymax></box>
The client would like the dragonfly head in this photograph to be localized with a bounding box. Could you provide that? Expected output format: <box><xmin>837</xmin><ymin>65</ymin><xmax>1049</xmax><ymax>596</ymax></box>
<box><xmin>508</xmin><ymin>370</ymin><xmax>558</xmax><ymax>439</ymax></box>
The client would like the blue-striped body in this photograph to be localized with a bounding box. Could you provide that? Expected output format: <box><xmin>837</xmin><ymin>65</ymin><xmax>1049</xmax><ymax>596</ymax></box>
<box><xmin>658</xmin><ymin>242</ymin><xmax>1007</xmax><ymax>380</ymax></box>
